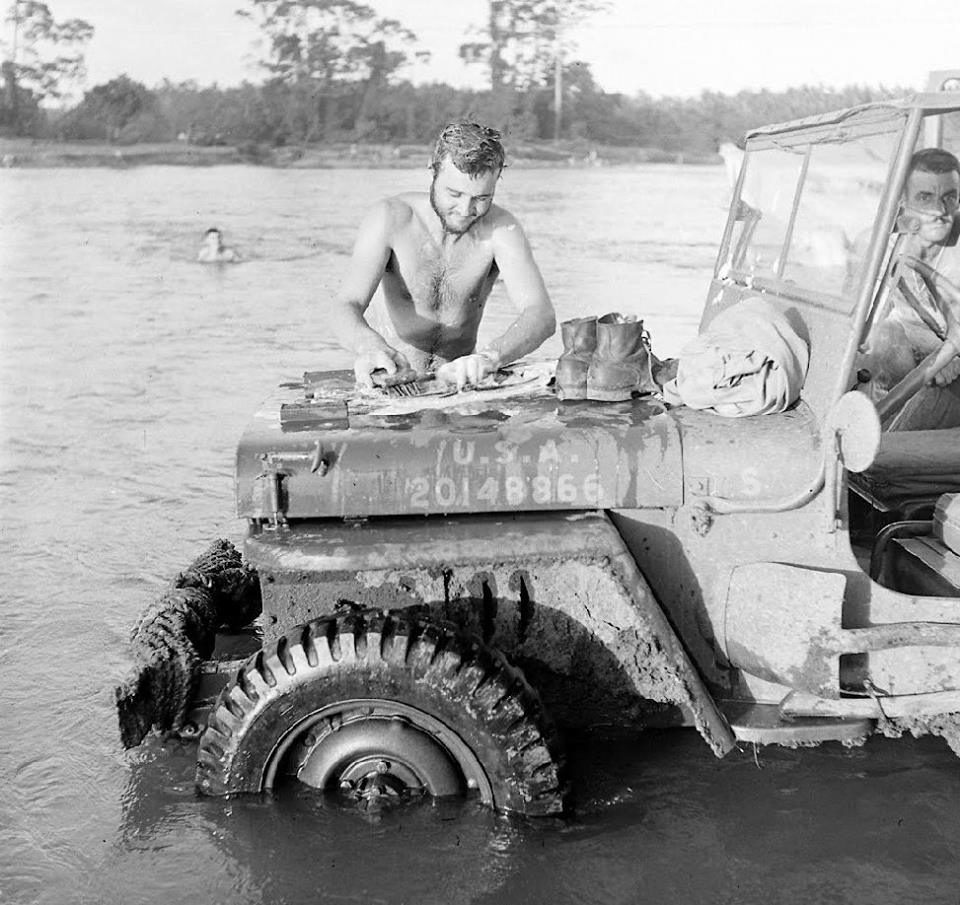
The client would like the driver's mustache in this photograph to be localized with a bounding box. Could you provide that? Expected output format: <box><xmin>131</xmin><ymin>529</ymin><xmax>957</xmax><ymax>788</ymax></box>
<box><xmin>901</xmin><ymin>203</ymin><xmax>955</xmax><ymax>223</ymax></box>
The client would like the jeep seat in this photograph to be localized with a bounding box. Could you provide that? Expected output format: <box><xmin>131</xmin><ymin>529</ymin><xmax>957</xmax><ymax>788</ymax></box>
<box><xmin>883</xmin><ymin>493</ymin><xmax>960</xmax><ymax>597</ymax></box>
<box><xmin>852</xmin><ymin>426</ymin><xmax>960</xmax><ymax>518</ymax></box>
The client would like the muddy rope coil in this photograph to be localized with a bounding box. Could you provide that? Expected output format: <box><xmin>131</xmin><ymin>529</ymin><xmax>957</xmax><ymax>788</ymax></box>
<box><xmin>115</xmin><ymin>539</ymin><xmax>261</xmax><ymax>749</ymax></box>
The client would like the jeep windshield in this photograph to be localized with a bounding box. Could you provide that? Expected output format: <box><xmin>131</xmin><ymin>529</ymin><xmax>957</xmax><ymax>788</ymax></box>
<box><xmin>718</xmin><ymin>104</ymin><xmax>909</xmax><ymax>310</ymax></box>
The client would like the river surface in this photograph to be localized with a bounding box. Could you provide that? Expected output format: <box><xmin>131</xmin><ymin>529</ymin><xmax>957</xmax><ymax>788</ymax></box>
<box><xmin>1</xmin><ymin>164</ymin><xmax>958</xmax><ymax>905</ymax></box>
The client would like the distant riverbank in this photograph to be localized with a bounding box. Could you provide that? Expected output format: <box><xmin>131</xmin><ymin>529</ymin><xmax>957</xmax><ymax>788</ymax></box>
<box><xmin>0</xmin><ymin>137</ymin><xmax>719</xmax><ymax>169</ymax></box>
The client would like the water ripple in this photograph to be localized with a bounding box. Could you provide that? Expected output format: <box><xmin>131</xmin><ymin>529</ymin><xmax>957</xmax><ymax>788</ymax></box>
<box><xmin>2</xmin><ymin>165</ymin><xmax>958</xmax><ymax>905</ymax></box>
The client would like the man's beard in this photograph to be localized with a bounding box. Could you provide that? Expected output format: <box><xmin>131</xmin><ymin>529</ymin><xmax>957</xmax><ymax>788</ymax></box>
<box><xmin>430</xmin><ymin>181</ymin><xmax>476</xmax><ymax>236</ymax></box>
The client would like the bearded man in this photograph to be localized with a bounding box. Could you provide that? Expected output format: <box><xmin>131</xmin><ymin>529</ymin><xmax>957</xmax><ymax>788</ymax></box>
<box><xmin>332</xmin><ymin>121</ymin><xmax>556</xmax><ymax>390</ymax></box>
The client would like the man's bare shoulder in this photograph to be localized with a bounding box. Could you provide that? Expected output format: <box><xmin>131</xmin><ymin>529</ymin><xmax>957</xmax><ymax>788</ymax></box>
<box><xmin>485</xmin><ymin>201</ymin><xmax>517</xmax><ymax>226</ymax></box>
<box><xmin>486</xmin><ymin>203</ymin><xmax>530</xmax><ymax>246</ymax></box>
<box><xmin>360</xmin><ymin>194</ymin><xmax>425</xmax><ymax>236</ymax></box>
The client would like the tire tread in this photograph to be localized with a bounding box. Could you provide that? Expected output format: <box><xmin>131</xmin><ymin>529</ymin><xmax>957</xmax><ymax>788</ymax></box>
<box><xmin>196</xmin><ymin>610</ymin><xmax>564</xmax><ymax>815</ymax></box>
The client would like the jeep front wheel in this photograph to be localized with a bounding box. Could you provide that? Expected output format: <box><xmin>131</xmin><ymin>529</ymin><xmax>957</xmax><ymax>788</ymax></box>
<box><xmin>195</xmin><ymin>611</ymin><xmax>564</xmax><ymax>816</ymax></box>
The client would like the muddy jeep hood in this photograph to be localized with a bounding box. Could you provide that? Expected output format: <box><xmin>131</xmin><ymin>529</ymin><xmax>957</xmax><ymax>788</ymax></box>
<box><xmin>236</xmin><ymin>369</ymin><xmax>684</xmax><ymax>520</ymax></box>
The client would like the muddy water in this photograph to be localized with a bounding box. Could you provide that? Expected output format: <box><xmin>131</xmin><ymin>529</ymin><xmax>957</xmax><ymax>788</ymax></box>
<box><xmin>1</xmin><ymin>165</ymin><xmax>958</xmax><ymax>905</ymax></box>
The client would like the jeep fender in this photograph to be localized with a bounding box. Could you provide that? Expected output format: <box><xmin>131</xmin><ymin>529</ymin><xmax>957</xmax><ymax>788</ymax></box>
<box><xmin>246</xmin><ymin>511</ymin><xmax>736</xmax><ymax>756</ymax></box>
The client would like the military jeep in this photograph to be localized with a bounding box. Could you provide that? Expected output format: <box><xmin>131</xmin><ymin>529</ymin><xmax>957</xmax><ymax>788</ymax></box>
<box><xmin>127</xmin><ymin>77</ymin><xmax>960</xmax><ymax>818</ymax></box>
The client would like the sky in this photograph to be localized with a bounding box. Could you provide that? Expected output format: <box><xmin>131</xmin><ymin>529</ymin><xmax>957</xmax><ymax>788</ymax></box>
<box><xmin>11</xmin><ymin>0</ymin><xmax>960</xmax><ymax>101</ymax></box>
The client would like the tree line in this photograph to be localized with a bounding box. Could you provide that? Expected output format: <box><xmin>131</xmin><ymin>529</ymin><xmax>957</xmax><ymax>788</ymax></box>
<box><xmin>44</xmin><ymin>78</ymin><xmax>907</xmax><ymax>158</ymax></box>
<box><xmin>1</xmin><ymin>0</ymin><xmax>906</xmax><ymax>156</ymax></box>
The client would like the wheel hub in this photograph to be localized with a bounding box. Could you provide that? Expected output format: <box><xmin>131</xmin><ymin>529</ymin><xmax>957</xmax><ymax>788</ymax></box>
<box><xmin>274</xmin><ymin>702</ymin><xmax>490</xmax><ymax>804</ymax></box>
<box><xmin>339</xmin><ymin>759</ymin><xmax>412</xmax><ymax>804</ymax></box>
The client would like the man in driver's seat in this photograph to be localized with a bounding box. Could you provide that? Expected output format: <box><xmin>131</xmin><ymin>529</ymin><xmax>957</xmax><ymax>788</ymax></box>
<box><xmin>861</xmin><ymin>148</ymin><xmax>960</xmax><ymax>430</ymax></box>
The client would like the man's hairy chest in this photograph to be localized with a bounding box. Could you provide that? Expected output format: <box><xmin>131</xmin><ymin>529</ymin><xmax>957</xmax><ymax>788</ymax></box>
<box><xmin>387</xmin><ymin>233</ymin><xmax>496</xmax><ymax>314</ymax></box>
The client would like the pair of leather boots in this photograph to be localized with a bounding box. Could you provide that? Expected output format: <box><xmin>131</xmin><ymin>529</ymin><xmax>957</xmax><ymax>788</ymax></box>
<box><xmin>555</xmin><ymin>313</ymin><xmax>659</xmax><ymax>402</ymax></box>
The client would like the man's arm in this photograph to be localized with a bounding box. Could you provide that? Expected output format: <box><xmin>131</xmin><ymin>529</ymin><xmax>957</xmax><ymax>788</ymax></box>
<box><xmin>438</xmin><ymin>211</ymin><xmax>556</xmax><ymax>389</ymax></box>
<box><xmin>482</xmin><ymin>211</ymin><xmax>556</xmax><ymax>363</ymax></box>
<box><xmin>332</xmin><ymin>199</ymin><xmax>410</xmax><ymax>385</ymax></box>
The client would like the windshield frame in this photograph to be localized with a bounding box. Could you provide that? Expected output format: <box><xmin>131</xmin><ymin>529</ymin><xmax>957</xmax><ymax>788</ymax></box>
<box><xmin>713</xmin><ymin>103</ymin><xmax>926</xmax><ymax>411</ymax></box>
<box><xmin>716</xmin><ymin>107</ymin><xmax>912</xmax><ymax>303</ymax></box>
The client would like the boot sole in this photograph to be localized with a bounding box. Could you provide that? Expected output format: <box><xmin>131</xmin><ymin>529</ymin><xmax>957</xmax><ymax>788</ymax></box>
<box><xmin>556</xmin><ymin>387</ymin><xmax>588</xmax><ymax>401</ymax></box>
<box><xmin>585</xmin><ymin>387</ymin><xmax>637</xmax><ymax>402</ymax></box>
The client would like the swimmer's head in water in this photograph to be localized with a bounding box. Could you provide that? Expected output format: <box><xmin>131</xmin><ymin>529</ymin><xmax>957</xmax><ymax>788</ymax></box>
<box><xmin>430</xmin><ymin>122</ymin><xmax>506</xmax><ymax>178</ymax></box>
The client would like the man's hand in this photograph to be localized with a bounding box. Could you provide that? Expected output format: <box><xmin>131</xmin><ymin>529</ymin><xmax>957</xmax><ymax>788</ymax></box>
<box><xmin>353</xmin><ymin>346</ymin><xmax>410</xmax><ymax>389</ymax></box>
<box><xmin>933</xmin><ymin>354</ymin><xmax>960</xmax><ymax>388</ymax></box>
<box><xmin>436</xmin><ymin>353</ymin><xmax>499</xmax><ymax>391</ymax></box>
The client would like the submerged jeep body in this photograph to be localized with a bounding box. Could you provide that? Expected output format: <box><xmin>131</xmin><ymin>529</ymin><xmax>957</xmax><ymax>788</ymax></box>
<box><xmin>191</xmin><ymin>79</ymin><xmax>960</xmax><ymax>815</ymax></box>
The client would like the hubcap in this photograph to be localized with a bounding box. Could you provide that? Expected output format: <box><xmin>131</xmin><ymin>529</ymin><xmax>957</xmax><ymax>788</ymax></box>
<box><xmin>263</xmin><ymin>699</ymin><xmax>493</xmax><ymax>807</ymax></box>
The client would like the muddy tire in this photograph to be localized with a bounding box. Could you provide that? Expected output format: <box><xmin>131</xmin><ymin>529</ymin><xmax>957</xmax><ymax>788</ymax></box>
<box><xmin>196</xmin><ymin>610</ymin><xmax>565</xmax><ymax>816</ymax></box>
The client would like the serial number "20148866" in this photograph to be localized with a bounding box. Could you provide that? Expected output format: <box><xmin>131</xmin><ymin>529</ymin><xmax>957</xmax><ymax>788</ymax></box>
<box><xmin>407</xmin><ymin>473</ymin><xmax>603</xmax><ymax>509</ymax></box>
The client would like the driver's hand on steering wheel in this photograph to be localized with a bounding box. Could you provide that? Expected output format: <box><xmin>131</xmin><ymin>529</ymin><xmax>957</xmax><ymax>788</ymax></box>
<box><xmin>933</xmin><ymin>354</ymin><xmax>960</xmax><ymax>388</ymax></box>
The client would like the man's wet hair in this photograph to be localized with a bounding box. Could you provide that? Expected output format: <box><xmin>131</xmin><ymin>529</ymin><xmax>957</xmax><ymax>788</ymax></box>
<box><xmin>430</xmin><ymin>122</ymin><xmax>506</xmax><ymax>177</ymax></box>
<box><xmin>204</xmin><ymin>227</ymin><xmax>222</xmax><ymax>237</ymax></box>
<box><xmin>910</xmin><ymin>147</ymin><xmax>960</xmax><ymax>177</ymax></box>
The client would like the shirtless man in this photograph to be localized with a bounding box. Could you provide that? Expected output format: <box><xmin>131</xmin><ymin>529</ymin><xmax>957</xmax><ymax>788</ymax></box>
<box><xmin>332</xmin><ymin>122</ymin><xmax>556</xmax><ymax>390</ymax></box>
<box><xmin>863</xmin><ymin>147</ymin><xmax>960</xmax><ymax>429</ymax></box>
<box><xmin>197</xmin><ymin>228</ymin><xmax>240</xmax><ymax>264</ymax></box>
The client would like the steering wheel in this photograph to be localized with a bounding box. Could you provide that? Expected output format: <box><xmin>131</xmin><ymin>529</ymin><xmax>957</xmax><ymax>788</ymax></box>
<box><xmin>874</xmin><ymin>254</ymin><xmax>960</xmax><ymax>425</ymax></box>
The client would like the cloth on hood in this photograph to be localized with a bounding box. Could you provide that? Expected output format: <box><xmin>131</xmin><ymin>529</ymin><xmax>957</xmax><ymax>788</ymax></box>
<box><xmin>662</xmin><ymin>297</ymin><xmax>809</xmax><ymax>417</ymax></box>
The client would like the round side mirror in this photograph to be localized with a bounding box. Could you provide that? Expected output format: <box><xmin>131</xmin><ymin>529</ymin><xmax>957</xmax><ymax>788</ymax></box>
<box><xmin>824</xmin><ymin>391</ymin><xmax>882</xmax><ymax>473</ymax></box>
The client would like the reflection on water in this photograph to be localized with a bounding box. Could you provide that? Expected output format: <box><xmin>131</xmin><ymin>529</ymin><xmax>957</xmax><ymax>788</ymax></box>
<box><xmin>114</xmin><ymin>736</ymin><xmax>526</xmax><ymax>905</ymax></box>
<box><xmin>1</xmin><ymin>165</ymin><xmax>959</xmax><ymax>904</ymax></box>
<box><xmin>104</xmin><ymin>729</ymin><xmax>960</xmax><ymax>905</ymax></box>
